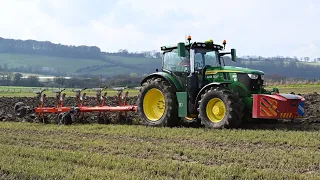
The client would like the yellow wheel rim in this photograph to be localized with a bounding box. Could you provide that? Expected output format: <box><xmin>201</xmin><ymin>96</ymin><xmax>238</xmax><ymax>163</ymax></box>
<box><xmin>184</xmin><ymin>117</ymin><xmax>194</xmax><ymax>121</ymax></box>
<box><xmin>184</xmin><ymin>114</ymin><xmax>197</xmax><ymax>121</ymax></box>
<box><xmin>143</xmin><ymin>88</ymin><xmax>166</xmax><ymax>121</ymax></box>
<box><xmin>206</xmin><ymin>98</ymin><xmax>226</xmax><ymax>123</ymax></box>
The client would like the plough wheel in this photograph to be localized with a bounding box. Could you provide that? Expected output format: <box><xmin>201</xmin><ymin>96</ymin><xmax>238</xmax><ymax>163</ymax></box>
<box><xmin>98</xmin><ymin>116</ymin><xmax>111</xmax><ymax>124</ymax></box>
<box><xmin>58</xmin><ymin>113</ymin><xmax>72</xmax><ymax>125</ymax></box>
<box><xmin>137</xmin><ymin>77</ymin><xmax>179</xmax><ymax>127</ymax></box>
<box><xmin>14</xmin><ymin>102</ymin><xmax>27</xmax><ymax>118</ymax></box>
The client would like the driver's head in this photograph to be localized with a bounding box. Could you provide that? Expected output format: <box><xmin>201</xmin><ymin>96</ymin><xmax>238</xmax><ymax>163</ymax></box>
<box><xmin>179</xmin><ymin>57</ymin><xmax>190</xmax><ymax>66</ymax></box>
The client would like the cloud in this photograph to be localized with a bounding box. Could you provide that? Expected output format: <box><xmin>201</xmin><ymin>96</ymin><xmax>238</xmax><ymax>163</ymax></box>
<box><xmin>0</xmin><ymin>1</ymin><xmax>67</xmax><ymax>41</ymax></box>
<box><xmin>0</xmin><ymin>0</ymin><xmax>319</xmax><ymax>58</ymax></box>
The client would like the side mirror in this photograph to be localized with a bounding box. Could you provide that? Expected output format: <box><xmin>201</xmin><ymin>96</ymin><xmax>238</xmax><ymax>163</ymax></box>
<box><xmin>231</xmin><ymin>48</ymin><xmax>236</xmax><ymax>61</ymax></box>
<box><xmin>177</xmin><ymin>42</ymin><xmax>186</xmax><ymax>57</ymax></box>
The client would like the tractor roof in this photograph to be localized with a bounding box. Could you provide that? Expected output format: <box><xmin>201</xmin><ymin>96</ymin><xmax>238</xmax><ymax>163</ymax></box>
<box><xmin>161</xmin><ymin>40</ymin><xmax>224</xmax><ymax>52</ymax></box>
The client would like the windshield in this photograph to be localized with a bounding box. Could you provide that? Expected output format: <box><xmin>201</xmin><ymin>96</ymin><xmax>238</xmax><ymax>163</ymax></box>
<box><xmin>162</xmin><ymin>48</ymin><xmax>219</xmax><ymax>73</ymax></box>
<box><xmin>163</xmin><ymin>49</ymin><xmax>190</xmax><ymax>73</ymax></box>
<box><xmin>194</xmin><ymin>48</ymin><xmax>218</xmax><ymax>70</ymax></box>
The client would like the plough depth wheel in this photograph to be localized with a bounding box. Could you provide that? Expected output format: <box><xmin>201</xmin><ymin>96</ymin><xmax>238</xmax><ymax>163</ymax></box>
<box><xmin>58</xmin><ymin>113</ymin><xmax>72</xmax><ymax>125</ymax></box>
<box><xmin>14</xmin><ymin>102</ymin><xmax>27</xmax><ymax>118</ymax></box>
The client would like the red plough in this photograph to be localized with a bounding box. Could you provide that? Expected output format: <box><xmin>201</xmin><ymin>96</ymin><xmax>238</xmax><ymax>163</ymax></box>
<box><xmin>14</xmin><ymin>87</ymin><xmax>137</xmax><ymax>125</ymax></box>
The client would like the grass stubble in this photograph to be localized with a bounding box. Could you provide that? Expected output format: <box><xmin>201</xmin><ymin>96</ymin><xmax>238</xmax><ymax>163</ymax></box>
<box><xmin>0</xmin><ymin>122</ymin><xmax>319</xmax><ymax>179</ymax></box>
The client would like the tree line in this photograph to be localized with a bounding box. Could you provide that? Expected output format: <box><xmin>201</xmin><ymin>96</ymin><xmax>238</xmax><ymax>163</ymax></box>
<box><xmin>0</xmin><ymin>37</ymin><xmax>161</xmax><ymax>60</ymax></box>
<box><xmin>0</xmin><ymin>73</ymin><xmax>141</xmax><ymax>88</ymax></box>
<box><xmin>0</xmin><ymin>37</ymin><xmax>102</xmax><ymax>59</ymax></box>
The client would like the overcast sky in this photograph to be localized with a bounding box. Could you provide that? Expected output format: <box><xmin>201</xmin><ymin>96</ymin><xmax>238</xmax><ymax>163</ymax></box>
<box><xmin>0</xmin><ymin>0</ymin><xmax>319</xmax><ymax>58</ymax></box>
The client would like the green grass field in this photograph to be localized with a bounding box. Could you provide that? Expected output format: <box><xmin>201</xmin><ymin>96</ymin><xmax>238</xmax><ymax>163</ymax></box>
<box><xmin>106</xmin><ymin>55</ymin><xmax>159</xmax><ymax>65</ymax></box>
<box><xmin>0</xmin><ymin>122</ymin><xmax>319</xmax><ymax>179</ymax></box>
<box><xmin>0</xmin><ymin>53</ymin><xmax>110</xmax><ymax>73</ymax></box>
<box><xmin>0</xmin><ymin>53</ymin><xmax>159</xmax><ymax>76</ymax></box>
<box><xmin>241</xmin><ymin>61</ymin><xmax>320</xmax><ymax>67</ymax></box>
<box><xmin>0</xmin><ymin>86</ymin><xmax>140</xmax><ymax>97</ymax></box>
<box><xmin>265</xmin><ymin>84</ymin><xmax>320</xmax><ymax>94</ymax></box>
<box><xmin>299</xmin><ymin>62</ymin><xmax>320</xmax><ymax>66</ymax></box>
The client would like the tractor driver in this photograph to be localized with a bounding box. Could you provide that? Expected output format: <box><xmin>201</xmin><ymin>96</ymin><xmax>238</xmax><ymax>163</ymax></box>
<box><xmin>178</xmin><ymin>56</ymin><xmax>190</xmax><ymax>72</ymax></box>
<box><xmin>178</xmin><ymin>56</ymin><xmax>190</xmax><ymax>66</ymax></box>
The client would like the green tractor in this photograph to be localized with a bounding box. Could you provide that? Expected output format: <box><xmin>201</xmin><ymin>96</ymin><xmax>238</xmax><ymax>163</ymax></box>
<box><xmin>137</xmin><ymin>36</ymin><xmax>305</xmax><ymax>129</ymax></box>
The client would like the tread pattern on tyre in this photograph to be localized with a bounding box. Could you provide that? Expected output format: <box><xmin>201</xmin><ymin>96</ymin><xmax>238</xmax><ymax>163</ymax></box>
<box><xmin>58</xmin><ymin>113</ymin><xmax>72</xmax><ymax>125</ymax></box>
<box><xmin>198</xmin><ymin>86</ymin><xmax>245</xmax><ymax>129</ymax></box>
<box><xmin>137</xmin><ymin>77</ymin><xmax>180</xmax><ymax>127</ymax></box>
<box><xmin>14</xmin><ymin>102</ymin><xmax>26</xmax><ymax>118</ymax></box>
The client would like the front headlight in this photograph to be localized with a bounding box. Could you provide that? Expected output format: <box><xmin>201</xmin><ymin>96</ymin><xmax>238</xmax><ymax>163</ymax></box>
<box><xmin>248</xmin><ymin>74</ymin><xmax>259</xmax><ymax>79</ymax></box>
<box><xmin>261</xmin><ymin>75</ymin><xmax>264</xmax><ymax>80</ymax></box>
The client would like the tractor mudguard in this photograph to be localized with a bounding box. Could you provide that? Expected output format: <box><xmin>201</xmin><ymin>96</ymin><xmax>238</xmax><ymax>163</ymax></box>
<box><xmin>252</xmin><ymin>93</ymin><xmax>305</xmax><ymax>119</ymax></box>
<box><xmin>140</xmin><ymin>72</ymin><xmax>184</xmax><ymax>91</ymax></box>
<box><xmin>195</xmin><ymin>82</ymin><xmax>231</xmax><ymax>107</ymax></box>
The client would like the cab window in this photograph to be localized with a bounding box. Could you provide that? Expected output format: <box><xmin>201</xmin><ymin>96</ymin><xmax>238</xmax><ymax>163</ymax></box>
<box><xmin>163</xmin><ymin>49</ymin><xmax>190</xmax><ymax>72</ymax></box>
<box><xmin>195</xmin><ymin>48</ymin><xmax>218</xmax><ymax>67</ymax></box>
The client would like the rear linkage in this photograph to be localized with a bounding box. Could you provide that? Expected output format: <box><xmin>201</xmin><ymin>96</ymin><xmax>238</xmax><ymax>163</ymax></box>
<box><xmin>14</xmin><ymin>86</ymin><xmax>137</xmax><ymax>125</ymax></box>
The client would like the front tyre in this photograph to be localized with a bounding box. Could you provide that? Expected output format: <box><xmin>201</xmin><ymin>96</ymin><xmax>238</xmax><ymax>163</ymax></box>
<box><xmin>137</xmin><ymin>77</ymin><xmax>179</xmax><ymax>127</ymax></box>
<box><xmin>198</xmin><ymin>86</ymin><xmax>244</xmax><ymax>129</ymax></box>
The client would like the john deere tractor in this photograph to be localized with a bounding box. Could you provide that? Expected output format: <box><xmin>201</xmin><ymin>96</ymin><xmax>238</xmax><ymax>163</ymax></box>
<box><xmin>137</xmin><ymin>36</ymin><xmax>305</xmax><ymax>129</ymax></box>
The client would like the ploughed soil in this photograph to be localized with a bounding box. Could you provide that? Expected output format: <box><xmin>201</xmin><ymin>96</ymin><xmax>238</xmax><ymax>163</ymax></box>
<box><xmin>0</xmin><ymin>92</ymin><xmax>319</xmax><ymax>130</ymax></box>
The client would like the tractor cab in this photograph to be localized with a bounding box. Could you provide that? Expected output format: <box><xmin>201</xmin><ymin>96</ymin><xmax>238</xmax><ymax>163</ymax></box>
<box><xmin>160</xmin><ymin>36</ymin><xmax>236</xmax><ymax>89</ymax></box>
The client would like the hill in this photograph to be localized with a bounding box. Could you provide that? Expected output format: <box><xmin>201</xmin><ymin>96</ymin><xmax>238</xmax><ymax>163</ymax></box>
<box><xmin>0</xmin><ymin>37</ymin><xmax>161</xmax><ymax>77</ymax></box>
<box><xmin>0</xmin><ymin>53</ymin><xmax>161</xmax><ymax>77</ymax></box>
<box><xmin>1</xmin><ymin>37</ymin><xmax>320</xmax><ymax>79</ymax></box>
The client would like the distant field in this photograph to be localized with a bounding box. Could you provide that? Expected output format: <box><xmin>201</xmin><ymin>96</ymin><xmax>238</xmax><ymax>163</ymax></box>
<box><xmin>0</xmin><ymin>86</ymin><xmax>139</xmax><ymax>97</ymax></box>
<box><xmin>241</xmin><ymin>61</ymin><xmax>320</xmax><ymax>66</ymax></box>
<box><xmin>299</xmin><ymin>62</ymin><xmax>320</xmax><ymax>66</ymax></box>
<box><xmin>14</xmin><ymin>72</ymin><xmax>51</xmax><ymax>77</ymax></box>
<box><xmin>265</xmin><ymin>84</ymin><xmax>320</xmax><ymax>94</ymax></box>
<box><xmin>0</xmin><ymin>53</ymin><xmax>109</xmax><ymax>73</ymax></box>
<box><xmin>0</xmin><ymin>122</ymin><xmax>318</xmax><ymax>179</ymax></box>
<box><xmin>106</xmin><ymin>55</ymin><xmax>159</xmax><ymax>65</ymax></box>
<box><xmin>0</xmin><ymin>53</ymin><xmax>159</xmax><ymax>76</ymax></box>
<box><xmin>87</xmin><ymin>66</ymin><xmax>140</xmax><ymax>76</ymax></box>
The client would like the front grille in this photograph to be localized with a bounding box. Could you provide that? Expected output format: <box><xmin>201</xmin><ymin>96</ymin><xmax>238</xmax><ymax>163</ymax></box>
<box><xmin>237</xmin><ymin>73</ymin><xmax>263</xmax><ymax>91</ymax></box>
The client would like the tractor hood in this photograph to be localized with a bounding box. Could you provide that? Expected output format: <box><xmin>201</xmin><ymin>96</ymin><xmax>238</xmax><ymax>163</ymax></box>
<box><xmin>206</xmin><ymin>66</ymin><xmax>264</xmax><ymax>75</ymax></box>
<box><xmin>224</xmin><ymin>66</ymin><xmax>264</xmax><ymax>75</ymax></box>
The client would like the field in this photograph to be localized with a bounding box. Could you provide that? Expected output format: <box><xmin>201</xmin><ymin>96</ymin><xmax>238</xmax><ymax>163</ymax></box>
<box><xmin>0</xmin><ymin>53</ymin><xmax>160</xmax><ymax>76</ymax></box>
<box><xmin>0</xmin><ymin>122</ymin><xmax>319</xmax><ymax>179</ymax></box>
<box><xmin>265</xmin><ymin>84</ymin><xmax>320</xmax><ymax>94</ymax></box>
<box><xmin>0</xmin><ymin>86</ymin><xmax>140</xmax><ymax>97</ymax></box>
<box><xmin>0</xmin><ymin>53</ymin><xmax>109</xmax><ymax>73</ymax></box>
<box><xmin>0</xmin><ymin>85</ymin><xmax>319</xmax><ymax>179</ymax></box>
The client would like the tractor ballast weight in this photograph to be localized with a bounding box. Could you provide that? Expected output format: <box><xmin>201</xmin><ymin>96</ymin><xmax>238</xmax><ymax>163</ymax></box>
<box><xmin>252</xmin><ymin>93</ymin><xmax>305</xmax><ymax>119</ymax></box>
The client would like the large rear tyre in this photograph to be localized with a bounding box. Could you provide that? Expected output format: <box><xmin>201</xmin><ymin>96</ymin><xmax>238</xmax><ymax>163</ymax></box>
<box><xmin>137</xmin><ymin>77</ymin><xmax>180</xmax><ymax>127</ymax></box>
<box><xmin>198</xmin><ymin>86</ymin><xmax>244</xmax><ymax>129</ymax></box>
